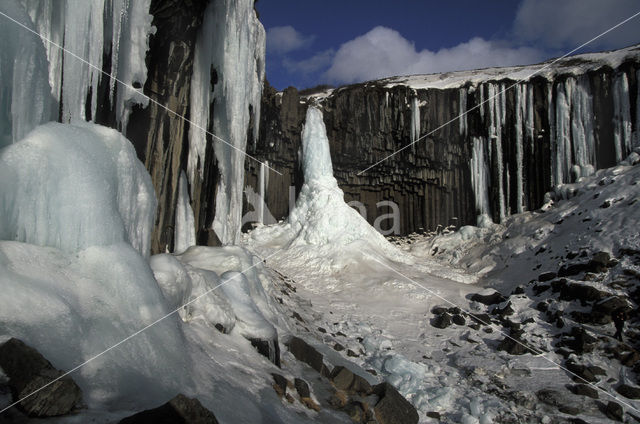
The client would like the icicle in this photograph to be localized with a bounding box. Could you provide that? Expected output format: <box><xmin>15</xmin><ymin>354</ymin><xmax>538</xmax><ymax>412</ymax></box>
<box><xmin>613</xmin><ymin>72</ymin><xmax>632</xmax><ymax>162</ymax></box>
<box><xmin>410</xmin><ymin>96</ymin><xmax>420</xmax><ymax>152</ymax></box>
<box><xmin>470</xmin><ymin>137</ymin><xmax>491</xmax><ymax>218</ymax></box>
<box><xmin>570</xmin><ymin>75</ymin><xmax>596</xmax><ymax>177</ymax></box>
<box><xmin>459</xmin><ymin>87</ymin><xmax>467</xmax><ymax>137</ymax></box>
<box><xmin>553</xmin><ymin>80</ymin><xmax>572</xmax><ymax>185</ymax></box>
<box><xmin>188</xmin><ymin>0</ymin><xmax>265</xmax><ymax>245</ymax></box>
<box><xmin>635</xmin><ymin>69</ymin><xmax>640</xmax><ymax>150</ymax></box>
<box><xmin>174</xmin><ymin>171</ymin><xmax>196</xmax><ymax>254</ymax></box>
<box><xmin>514</xmin><ymin>85</ymin><xmax>524</xmax><ymax>214</ymax></box>
<box><xmin>258</xmin><ymin>161</ymin><xmax>266</xmax><ymax>224</ymax></box>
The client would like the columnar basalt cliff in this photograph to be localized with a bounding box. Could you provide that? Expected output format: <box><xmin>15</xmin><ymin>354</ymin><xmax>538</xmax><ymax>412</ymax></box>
<box><xmin>247</xmin><ymin>45</ymin><xmax>640</xmax><ymax>235</ymax></box>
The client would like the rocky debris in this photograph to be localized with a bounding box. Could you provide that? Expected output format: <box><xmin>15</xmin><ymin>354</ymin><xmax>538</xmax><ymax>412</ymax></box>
<box><xmin>536</xmin><ymin>389</ymin><xmax>580</xmax><ymax>416</ymax></box>
<box><xmin>589</xmin><ymin>251</ymin><xmax>613</xmax><ymax>272</ymax></box>
<box><xmin>603</xmin><ymin>400</ymin><xmax>624</xmax><ymax>421</ymax></box>
<box><xmin>538</xmin><ymin>272</ymin><xmax>557</xmax><ymax>282</ymax></box>
<box><xmin>118</xmin><ymin>394</ymin><xmax>218</xmax><ymax>424</ymax></box>
<box><xmin>553</xmin><ymin>280</ymin><xmax>608</xmax><ymax>304</ymax></box>
<box><xmin>615</xmin><ymin>383</ymin><xmax>640</xmax><ymax>399</ymax></box>
<box><xmin>329</xmin><ymin>367</ymin><xmax>372</xmax><ymax>396</ymax></box>
<box><xmin>558</xmin><ymin>327</ymin><xmax>598</xmax><ymax>355</ymax></box>
<box><xmin>564</xmin><ymin>361</ymin><xmax>606</xmax><ymax>383</ymax></box>
<box><xmin>372</xmin><ymin>382</ymin><xmax>419</xmax><ymax>424</ymax></box>
<box><xmin>491</xmin><ymin>301</ymin><xmax>515</xmax><ymax>318</ymax></box>
<box><xmin>470</xmin><ymin>291</ymin><xmax>506</xmax><ymax>305</ymax></box>
<box><xmin>271</xmin><ymin>373</ymin><xmax>288</xmax><ymax>398</ymax></box>
<box><xmin>285</xmin><ymin>337</ymin><xmax>330</xmax><ymax>377</ymax></box>
<box><xmin>333</xmin><ymin>343</ymin><xmax>345</xmax><ymax>352</ymax></box>
<box><xmin>249</xmin><ymin>338</ymin><xmax>281</xmax><ymax>367</ymax></box>
<box><xmin>0</xmin><ymin>338</ymin><xmax>82</xmax><ymax>417</ymax></box>
<box><xmin>469</xmin><ymin>313</ymin><xmax>492</xmax><ymax>326</ymax></box>
<box><xmin>567</xmin><ymin>384</ymin><xmax>599</xmax><ymax>399</ymax></box>
<box><xmin>452</xmin><ymin>314</ymin><xmax>466</xmax><ymax>325</ymax></box>
<box><xmin>431</xmin><ymin>312</ymin><xmax>453</xmax><ymax>329</ymax></box>
<box><xmin>294</xmin><ymin>378</ymin><xmax>310</xmax><ymax>398</ymax></box>
<box><xmin>344</xmin><ymin>400</ymin><xmax>373</xmax><ymax>423</ymax></box>
<box><xmin>346</xmin><ymin>349</ymin><xmax>359</xmax><ymax>358</ymax></box>
<box><xmin>497</xmin><ymin>330</ymin><xmax>534</xmax><ymax>355</ymax></box>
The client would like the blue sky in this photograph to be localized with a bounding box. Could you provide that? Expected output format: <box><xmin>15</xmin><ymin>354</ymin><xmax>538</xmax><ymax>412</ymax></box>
<box><xmin>256</xmin><ymin>0</ymin><xmax>640</xmax><ymax>90</ymax></box>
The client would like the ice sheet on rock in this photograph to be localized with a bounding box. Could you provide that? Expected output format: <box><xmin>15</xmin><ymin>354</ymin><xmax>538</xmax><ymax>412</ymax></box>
<box><xmin>0</xmin><ymin>240</ymin><xmax>189</xmax><ymax>408</ymax></box>
<box><xmin>0</xmin><ymin>121</ymin><xmax>156</xmax><ymax>257</ymax></box>
<box><xmin>188</xmin><ymin>0</ymin><xmax>265</xmax><ymax>245</ymax></box>
<box><xmin>0</xmin><ymin>0</ymin><xmax>54</xmax><ymax>147</ymax></box>
<box><xmin>174</xmin><ymin>171</ymin><xmax>196</xmax><ymax>254</ymax></box>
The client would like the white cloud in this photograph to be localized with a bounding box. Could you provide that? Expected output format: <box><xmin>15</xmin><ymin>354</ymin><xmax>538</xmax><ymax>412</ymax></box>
<box><xmin>283</xmin><ymin>49</ymin><xmax>335</xmax><ymax>74</ymax></box>
<box><xmin>324</xmin><ymin>26</ymin><xmax>545</xmax><ymax>85</ymax></box>
<box><xmin>514</xmin><ymin>0</ymin><xmax>640</xmax><ymax>49</ymax></box>
<box><xmin>266</xmin><ymin>26</ymin><xmax>315</xmax><ymax>55</ymax></box>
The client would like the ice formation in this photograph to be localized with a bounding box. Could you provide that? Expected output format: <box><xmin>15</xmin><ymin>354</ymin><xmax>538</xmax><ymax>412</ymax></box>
<box><xmin>0</xmin><ymin>121</ymin><xmax>156</xmax><ymax>257</ymax></box>
<box><xmin>0</xmin><ymin>0</ymin><xmax>54</xmax><ymax>147</ymax></box>
<box><xmin>19</xmin><ymin>0</ymin><xmax>153</xmax><ymax>130</ymax></box>
<box><xmin>174</xmin><ymin>171</ymin><xmax>197</xmax><ymax>254</ymax></box>
<box><xmin>188</xmin><ymin>0</ymin><xmax>265</xmax><ymax>245</ymax></box>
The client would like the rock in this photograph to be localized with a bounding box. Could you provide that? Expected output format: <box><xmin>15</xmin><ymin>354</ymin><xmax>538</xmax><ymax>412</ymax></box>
<box><xmin>294</xmin><ymin>378</ymin><xmax>311</xmax><ymax>398</ymax></box>
<box><xmin>560</xmin><ymin>327</ymin><xmax>597</xmax><ymax>354</ymax></box>
<box><xmin>0</xmin><ymin>338</ymin><xmax>82</xmax><ymax>417</ymax></box>
<box><xmin>469</xmin><ymin>313</ymin><xmax>492</xmax><ymax>326</ymax></box>
<box><xmin>622</xmin><ymin>350</ymin><xmax>640</xmax><ymax>367</ymax></box>
<box><xmin>300</xmin><ymin>397</ymin><xmax>320</xmax><ymax>411</ymax></box>
<box><xmin>470</xmin><ymin>291</ymin><xmax>506</xmax><ymax>305</ymax></box>
<box><xmin>431</xmin><ymin>306</ymin><xmax>448</xmax><ymax>315</ymax></box>
<box><xmin>558</xmin><ymin>263</ymin><xmax>591</xmax><ymax>277</ymax></box>
<box><xmin>344</xmin><ymin>401</ymin><xmax>367</xmax><ymax>422</ymax></box>
<box><xmin>426</xmin><ymin>411</ymin><xmax>441</xmax><ymax>419</ymax></box>
<box><xmin>329</xmin><ymin>366</ymin><xmax>372</xmax><ymax>395</ymax></box>
<box><xmin>538</xmin><ymin>272</ymin><xmax>557</xmax><ymax>282</ymax></box>
<box><xmin>372</xmin><ymin>382</ymin><xmax>419</xmax><ymax>424</ymax></box>
<box><xmin>512</xmin><ymin>286</ymin><xmax>525</xmax><ymax>295</ymax></box>
<box><xmin>271</xmin><ymin>374</ymin><xmax>288</xmax><ymax>397</ymax></box>
<box><xmin>491</xmin><ymin>301</ymin><xmax>514</xmax><ymax>317</ymax></box>
<box><xmin>333</xmin><ymin>343</ymin><xmax>345</xmax><ymax>352</ymax></box>
<box><xmin>431</xmin><ymin>312</ymin><xmax>453</xmax><ymax>329</ymax></box>
<box><xmin>447</xmin><ymin>307</ymin><xmax>461</xmax><ymax>315</ymax></box>
<box><xmin>589</xmin><ymin>251</ymin><xmax>611</xmax><ymax>272</ymax></box>
<box><xmin>452</xmin><ymin>314</ymin><xmax>466</xmax><ymax>325</ymax></box>
<box><xmin>536</xmin><ymin>389</ymin><xmax>579</xmax><ymax>415</ymax></box>
<box><xmin>536</xmin><ymin>301</ymin><xmax>549</xmax><ymax>312</ymax></box>
<box><xmin>318</xmin><ymin>327</ymin><xmax>327</xmax><ymax>333</ymax></box>
<box><xmin>616</xmin><ymin>384</ymin><xmax>640</xmax><ymax>399</ymax></box>
<box><xmin>346</xmin><ymin>349</ymin><xmax>359</xmax><ymax>358</ymax></box>
<box><xmin>327</xmin><ymin>390</ymin><xmax>348</xmax><ymax>409</ymax></box>
<box><xmin>565</xmin><ymin>361</ymin><xmax>604</xmax><ymax>383</ymax></box>
<box><xmin>286</xmin><ymin>337</ymin><xmax>330</xmax><ymax>377</ymax></box>
<box><xmin>497</xmin><ymin>330</ymin><xmax>533</xmax><ymax>355</ymax></box>
<box><xmin>567</xmin><ymin>384</ymin><xmax>599</xmax><ymax>399</ymax></box>
<box><xmin>593</xmin><ymin>296</ymin><xmax>629</xmax><ymax>317</ymax></box>
<box><xmin>249</xmin><ymin>338</ymin><xmax>281</xmax><ymax>367</ymax></box>
<box><xmin>604</xmin><ymin>400</ymin><xmax>624</xmax><ymax>422</ymax></box>
<box><xmin>119</xmin><ymin>394</ymin><xmax>218</xmax><ymax>424</ymax></box>
<box><xmin>556</xmin><ymin>282</ymin><xmax>608</xmax><ymax>304</ymax></box>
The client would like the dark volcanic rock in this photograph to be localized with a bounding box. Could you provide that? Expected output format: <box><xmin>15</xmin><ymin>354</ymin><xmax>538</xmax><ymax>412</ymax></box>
<box><xmin>470</xmin><ymin>291</ymin><xmax>506</xmax><ymax>305</ymax></box>
<box><xmin>567</xmin><ymin>384</ymin><xmax>599</xmax><ymax>399</ymax></box>
<box><xmin>329</xmin><ymin>366</ymin><xmax>372</xmax><ymax>395</ymax></box>
<box><xmin>616</xmin><ymin>383</ymin><xmax>640</xmax><ymax>399</ymax></box>
<box><xmin>286</xmin><ymin>337</ymin><xmax>330</xmax><ymax>377</ymax></box>
<box><xmin>0</xmin><ymin>338</ymin><xmax>82</xmax><ymax>417</ymax></box>
<box><xmin>431</xmin><ymin>312</ymin><xmax>453</xmax><ymax>329</ymax></box>
<box><xmin>118</xmin><ymin>394</ymin><xmax>218</xmax><ymax>424</ymax></box>
<box><xmin>372</xmin><ymin>382</ymin><xmax>419</xmax><ymax>424</ymax></box>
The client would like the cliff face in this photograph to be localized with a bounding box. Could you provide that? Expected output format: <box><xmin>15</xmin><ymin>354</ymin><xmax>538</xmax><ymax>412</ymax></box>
<box><xmin>247</xmin><ymin>46</ymin><xmax>640</xmax><ymax>235</ymax></box>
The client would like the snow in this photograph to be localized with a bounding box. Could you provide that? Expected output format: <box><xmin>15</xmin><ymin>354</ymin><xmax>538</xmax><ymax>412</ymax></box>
<box><xmin>382</xmin><ymin>44</ymin><xmax>640</xmax><ymax>90</ymax></box>
<box><xmin>0</xmin><ymin>121</ymin><xmax>156</xmax><ymax>257</ymax></box>
<box><xmin>188</xmin><ymin>0</ymin><xmax>265</xmax><ymax>245</ymax></box>
<box><xmin>174</xmin><ymin>171</ymin><xmax>196</xmax><ymax>254</ymax></box>
<box><xmin>0</xmin><ymin>0</ymin><xmax>54</xmax><ymax>147</ymax></box>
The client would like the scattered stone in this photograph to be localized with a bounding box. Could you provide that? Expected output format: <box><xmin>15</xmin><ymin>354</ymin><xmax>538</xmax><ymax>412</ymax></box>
<box><xmin>286</xmin><ymin>337</ymin><xmax>330</xmax><ymax>377</ymax></box>
<box><xmin>590</xmin><ymin>251</ymin><xmax>611</xmax><ymax>271</ymax></box>
<box><xmin>497</xmin><ymin>331</ymin><xmax>533</xmax><ymax>355</ymax></box>
<box><xmin>622</xmin><ymin>350</ymin><xmax>640</xmax><ymax>367</ymax></box>
<box><xmin>536</xmin><ymin>301</ymin><xmax>549</xmax><ymax>312</ymax></box>
<box><xmin>536</xmin><ymin>389</ymin><xmax>579</xmax><ymax>415</ymax></box>
<box><xmin>336</xmin><ymin>332</ymin><xmax>347</xmax><ymax>337</ymax></box>
<box><xmin>470</xmin><ymin>313</ymin><xmax>492</xmax><ymax>326</ymax></box>
<box><xmin>470</xmin><ymin>291</ymin><xmax>506</xmax><ymax>305</ymax></box>
<box><xmin>291</xmin><ymin>312</ymin><xmax>305</xmax><ymax>323</ymax></box>
<box><xmin>372</xmin><ymin>382</ymin><xmax>419</xmax><ymax>424</ymax></box>
<box><xmin>118</xmin><ymin>394</ymin><xmax>218</xmax><ymax>424</ymax></box>
<box><xmin>565</xmin><ymin>361</ymin><xmax>605</xmax><ymax>383</ymax></box>
<box><xmin>567</xmin><ymin>384</ymin><xmax>599</xmax><ymax>399</ymax></box>
<box><xmin>333</xmin><ymin>343</ymin><xmax>345</xmax><ymax>352</ymax></box>
<box><xmin>452</xmin><ymin>314</ymin><xmax>466</xmax><ymax>326</ymax></box>
<box><xmin>538</xmin><ymin>272</ymin><xmax>557</xmax><ymax>282</ymax></box>
<box><xmin>426</xmin><ymin>411</ymin><xmax>441</xmax><ymax>419</ymax></box>
<box><xmin>271</xmin><ymin>374</ymin><xmax>288</xmax><ymax>397</ymax></box>
<box><xmin>447</xmin><ymin>307</ymin><xmax>461</xmax><ymax>315</ymax></box>
<box><xmin>346</xmin><ymin>349</ymin><xmax>359</xmax><ymax>358</ymax></box>
<box><xmin>616</xmin><ymin>384</ymin><xmax>640</xmax><ymax>399</ymax></box>
<box><xmin>327</xmin><ymin>390</ymin><xmax>348</xmax><ymax>409</ymax></box>
<box><xmin>317</xmin><ymin>327</ymin><xmax>327</xmax><ymax>333</ymax></box>
<box><xmin>249</xmin><ymin>338</ymin><xmax>281</xmax><ymax>367</ymax></box>
<box><xmin>431</xmin><ymin>312</ymin><xmax>453</xmax><ymax>329</ymax></box>
<box><xmin>604</xmin><ymin>400</ymin><xmax>624</xmax><ymax>422</ymax></box>
<box><xmin>285</xmin><ymin>393</ymin><xmax>295</xmax><ymax>404</ymax></box>
<box><xmin>512</xmin><ymin>286</ymin><xmax>525</xmax><ymax>295</ymax></box>
<box><xmin>294</xmin><ymin>378</ymin><xmax>311</xmax><ymax>399</ymax></box>
<box><xmin>330</xmin><ymin>366</ymin><xmax>372</xmax><ymax>395</ymax></box>
<box><xmin>0</xmin><ymin>338</ymin><xmax>83</xmax><ymax>417</ymax></box>
<box><xmin>431</xmin><ymin>306</ymin><xmax>448</xmax><ymax>315</ymax></box>
<box><xmin>366</xmin><ymin>369</ymin><xmax>378</xmax><ymax>376</ymax></box>
<box><xmin>491</xmin><ymin>301</ymin><xmax>514</xmax><ymax>317</ymax></box>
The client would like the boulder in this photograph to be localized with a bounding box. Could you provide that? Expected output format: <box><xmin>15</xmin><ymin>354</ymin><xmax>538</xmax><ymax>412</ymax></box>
<box><xmin>603</xmin><ymin>400</ymin><xmax>624</xmax><ymax>422</ymax></box>
<box><xmin>470</xmin><ymin>291</ymin><xmax>506</xmax><ymax>305</ymax></box>
<box><xmin>372</xmin><ymin>382</ymin><xmax>418</xmax><ymax>424</ymax></box>
<box><xmin>271</xmin><ymin>373</ymin><xmax>288</xmax><ymax>397</ymax></box>
<box><xmin>0</xmin><ymin>338</ymin><xmax>82</xmax><ymax>417</ymax></box>
<box><xmin>249</xmin><ymin>338</ymin><xmax>281</xmax><ymax>367</ymax></box>
<box><xmin>452</xmin><ymin>314</ymin><xmax>466</xmax><ymax>326</ymax></box>
<box><xmin>431</xmin><ymin>312</ymin><xmax>452</xmax><ymax>329</ymax></box>
<box><xmin>329</xmin><ymin>366</ymin><xmax>372</xmax><ymax>395</ymax></box>
<box><xmin>589</xmin><ymin>251</ymin><xmax>612</xmax><ymax>272</ymax></box>
<box><xmin>616</xmin><ymin>383</ymin><xmax>640</xmax><ymax>399</ymax></box>
<box><xmin>538</xmin><ymin>272</ymin><xmax>557</xmax><ymax>282</ymax></box>
<box><xmin>567</xmin><ymin>384</ymin><xmax>599</xmax><ymax>399</ymax></box>
<box><xmin>286</xmin><ymin>337</ymin><xmax>330</xmax><ymax>377</ymax></box>
<box><xmin>294</xmin><ymin>378</ymin><xmax>310</xmax><ymax>398</ymax></box>
<box><xmin>118</xmin><ymin>394</ymin><xmax>218</xmax><ymax>424</ymax></box>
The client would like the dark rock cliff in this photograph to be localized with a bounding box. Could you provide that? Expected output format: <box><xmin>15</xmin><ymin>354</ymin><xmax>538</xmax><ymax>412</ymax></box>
<box><xmin>246</xmin><ymin>47</ymin><xmax>640</xmax><ymax>235</ymax></box>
